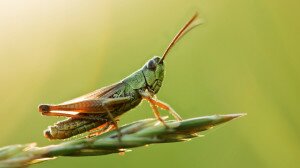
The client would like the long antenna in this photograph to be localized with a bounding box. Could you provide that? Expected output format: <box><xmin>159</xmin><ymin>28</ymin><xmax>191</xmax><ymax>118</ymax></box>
<box><xmin>159</xmin><ymin>12</ymin><xmax>202</xmax><ymax>63</ymax></box>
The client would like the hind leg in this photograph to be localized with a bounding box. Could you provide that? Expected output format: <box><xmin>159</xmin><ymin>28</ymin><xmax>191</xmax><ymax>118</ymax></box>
<box><xmin>87</xmin><ymin>122</ymin><xmax>116</xmax><ymax>138</ymax></box>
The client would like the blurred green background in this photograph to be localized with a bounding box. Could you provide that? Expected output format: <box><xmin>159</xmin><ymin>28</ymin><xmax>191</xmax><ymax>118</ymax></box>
<box><xmin>0</xmin><ymin>0</ymin><xmax>299</xmax><ymax>167</ymax></box>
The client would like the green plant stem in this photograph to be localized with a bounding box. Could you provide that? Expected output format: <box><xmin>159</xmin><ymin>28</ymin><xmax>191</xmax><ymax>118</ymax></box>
<box><xmin>0</xmin><ymin>113</ymin><xmax>245</xmax><ymax>168</ymax></box>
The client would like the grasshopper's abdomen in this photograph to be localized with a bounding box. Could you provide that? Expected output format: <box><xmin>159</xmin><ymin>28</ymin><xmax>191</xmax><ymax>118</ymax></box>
<box><xmin>44</xmin><ymin>118</ymin><xmax>106</xmax><ymax>140</ymax></box>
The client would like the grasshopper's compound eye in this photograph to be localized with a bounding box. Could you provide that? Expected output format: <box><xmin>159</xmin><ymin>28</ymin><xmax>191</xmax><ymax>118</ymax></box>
<box><xmin>147</xmin><ymin>60</ymin><xmax>156</xmax><ymax>71</ymax></box>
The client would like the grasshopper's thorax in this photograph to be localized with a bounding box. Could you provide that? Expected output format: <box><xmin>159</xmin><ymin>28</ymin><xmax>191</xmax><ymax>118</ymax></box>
<box><xmin>122</xmin><ymin>56</ymin><xmax>165</xmax><ymax>94</ymax></box>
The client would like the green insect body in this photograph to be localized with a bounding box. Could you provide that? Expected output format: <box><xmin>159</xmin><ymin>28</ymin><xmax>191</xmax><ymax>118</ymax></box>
<box><xmin>39</xmin><ymin>13</ymin><xmax>201</xmax><ymax>140</ymax></box>
<box><xmin>43</xmin><ymin>57</ymin><xmax>165</xmax><ymax>139</ymax></box>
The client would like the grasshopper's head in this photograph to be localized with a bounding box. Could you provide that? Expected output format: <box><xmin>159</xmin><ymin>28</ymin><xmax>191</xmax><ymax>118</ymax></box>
<box><xmin>141</xmin><ymin>56</ymin><xmax>165</xmax><ymax>94</ymax></box>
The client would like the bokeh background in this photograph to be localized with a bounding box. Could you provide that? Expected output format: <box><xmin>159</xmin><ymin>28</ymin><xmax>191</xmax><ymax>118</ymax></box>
<box><xmin>0</xmin><ymin>0</ymin><xmax>299</xmax><ymax>168</ymax></box>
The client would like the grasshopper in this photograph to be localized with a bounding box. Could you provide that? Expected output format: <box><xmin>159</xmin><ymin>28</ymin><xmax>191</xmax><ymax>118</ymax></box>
<box><xmin>39</xmin><ymin>13</ymin><xmax>201</xmax><ymax>140</ymax></box>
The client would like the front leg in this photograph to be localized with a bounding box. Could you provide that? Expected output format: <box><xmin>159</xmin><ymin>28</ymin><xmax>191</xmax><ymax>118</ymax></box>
<box><xmin>139</xmin><ymin>89</ymin><xmax>182</xmax><ymax>125</ymax></box>
<box><xmin>147</xmin><ymin>98</ymin><xmax>182</xmax><ymax>121</ymax></box>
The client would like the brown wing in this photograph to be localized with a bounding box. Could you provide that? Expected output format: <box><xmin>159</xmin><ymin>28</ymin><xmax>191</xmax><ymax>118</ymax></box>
<box><xmin>46</xmin><ymin>97</ymin><xmax>132</xmax><ymax>114</ymax></box>
<box><xmin>38</xmin><ymin>82</ymin><xmax>131</xmax><ymax>115</ymax></box>
<box><xmin>61</xmin><ymin>82</ymin><xmax>123</xmax><ymax>105</ymax></box>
